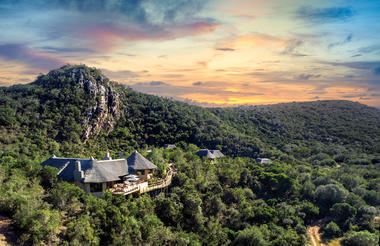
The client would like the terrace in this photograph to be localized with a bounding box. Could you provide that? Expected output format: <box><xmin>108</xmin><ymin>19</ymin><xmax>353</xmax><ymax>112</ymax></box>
<box><xmin>108</xmin><ymin>165</ymin><xmax>177</xmax><ymax>196</ymax></box>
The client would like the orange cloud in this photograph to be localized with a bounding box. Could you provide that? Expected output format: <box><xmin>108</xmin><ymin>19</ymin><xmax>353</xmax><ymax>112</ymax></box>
<box><xmin>81</xmin><ymin>21</ymin><xmax>218</xmax><ymax>52</ymax></box>
<box><xmin>217</xmin><ymin>32</ymin><xmax>286</xmax><ymax>51</ymax></box>
<box><xmin>236</xmin><ymin>33</ymin><xmax>285</xmax><ymax>46</ymax></box>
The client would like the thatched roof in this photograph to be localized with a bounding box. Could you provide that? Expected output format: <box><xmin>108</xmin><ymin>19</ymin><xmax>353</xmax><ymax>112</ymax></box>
<box><xmin>126</xmin><ymin>151</ymin><xmax>157</xmax><ymax>173</ymax></box>
<box><xmin>41</xmin><ymin>157</ymin><xmax>90</xmax><ymax>182</ymax></box>
<box><xmin>41</xmin><ymin>150</ymin><xmax>158</xmax><ymax>183</ymax></box>
<box><xmin>41</xmin><ymin>156</ymin><xmax>128</xmax><ymax>183</ymax></box>
<box><xmin>83</xmin><ymin>159</ymin><xmax>129</xmax><ymax>183</ymax></box>
<box><xmin>196</xmin><ymin>149</ymin><xmax>216</xmax><ymax>159</ymax></box>
<box><xmin>196</xmin><ymin>149</ymin><xmax>224</xmax><ymax>159</ymax></box>
<box><xmin>210</xmin><ymin>150</ymin><xmax>224</xmax><ymax>158</ymax></box>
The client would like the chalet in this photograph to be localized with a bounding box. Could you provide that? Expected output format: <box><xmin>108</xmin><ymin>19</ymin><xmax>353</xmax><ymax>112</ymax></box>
<box><xmin>41</xmin><ymin>151</ymin><xmax>157</xmax><ymax>196</ymax></box>
<box><xmin>210</xmin><ymin>150</ymin><xmax>224</xmax><ymax>158</ymax></box>
<box><xmin>163</xmin><ymin>144</ymin><xmax>176</xmax><ymax>149</ymax></box>
<box><xmin>195</xmin><ymin>149</ymin><xmax>224</xmax><ymax>159</ymax></box>
<box><xmin>126</xmin><ymin>150</ymin><xmax>157</xmax><ymax>180</ymax></box>
<box><xmin>256</xmin><ymin>158</ymin><xmax>272</xmax><ymax>164</ymax></box>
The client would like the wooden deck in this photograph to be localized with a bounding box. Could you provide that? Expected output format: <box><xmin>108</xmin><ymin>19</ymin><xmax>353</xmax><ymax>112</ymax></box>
<box><xmin>110</xmin><ymin>184</ymin><xmax>141</xmax><ymax>195</ymax></box>
<box><xmin>139</xmin><ymin>166</ymin><xmax>176</xmax><ymax>194</ymax></box>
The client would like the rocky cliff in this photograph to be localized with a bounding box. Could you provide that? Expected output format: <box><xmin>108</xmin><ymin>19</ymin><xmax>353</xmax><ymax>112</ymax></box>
<box><xmin>73</xmin><ymin>67</ymin><xmax>120</xmax><ymax>141</ymax></box>
<box><xmin>34</xmin><ymin>65</ymin><xmax>121</xmax><ymax>142</ymax></box>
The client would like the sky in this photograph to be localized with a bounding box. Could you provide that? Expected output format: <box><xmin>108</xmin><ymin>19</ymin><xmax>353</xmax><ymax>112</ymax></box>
<box><xmin>0</xmin><ymin>0</ymin><xmax>380</xmax><ymax>108</ymax></box>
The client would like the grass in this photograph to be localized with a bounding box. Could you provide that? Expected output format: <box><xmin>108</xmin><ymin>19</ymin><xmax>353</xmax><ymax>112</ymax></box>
<box><xmin>327</xmin><ymin>238</ymin><xmax>341</xmax><ymax>246</ymax></box>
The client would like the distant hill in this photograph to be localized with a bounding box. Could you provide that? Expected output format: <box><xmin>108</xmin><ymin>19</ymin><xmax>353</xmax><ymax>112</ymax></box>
<box><xmin>1</xmin><ymin>65</ymin><xmax>379</xmax><ymax>164</ymax></box>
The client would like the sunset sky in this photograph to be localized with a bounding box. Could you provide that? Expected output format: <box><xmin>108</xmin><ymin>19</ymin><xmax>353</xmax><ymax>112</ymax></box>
<box><xmin>0</xmin><ymin>0</ymin><xmax>379</xmax><ymax>107</ymax></box>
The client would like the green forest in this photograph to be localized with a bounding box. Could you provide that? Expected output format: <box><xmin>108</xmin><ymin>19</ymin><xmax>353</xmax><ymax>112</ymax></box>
<box><xmin>0</xmin><ymin>65</ymin><xmax>379</xmax><ymax>245</ymax></box>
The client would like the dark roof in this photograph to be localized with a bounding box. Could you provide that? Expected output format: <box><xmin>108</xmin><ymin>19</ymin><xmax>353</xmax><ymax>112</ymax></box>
<box><xmin>126</xmin><ymin>151</ymin><xmax>157</xmax><ymax>172</ymax></box>
<box><xmin>41</xmin><ymin>157</ymin><xmax>91</xmax><ymax>182</ymax></box>
<box><xmin>195</xmin><ymin>149</ymin><xmax>216</xmax><ymax>159</ymax></box>
<box><xmin>41</xmin><ymin>156</ymin><xmax>128</xmax><ymax>183</ymax></box>
<box><xmin>83</xmin><ymin>159</ymin><xmax>129</xmax><ymax>183</ymax></box>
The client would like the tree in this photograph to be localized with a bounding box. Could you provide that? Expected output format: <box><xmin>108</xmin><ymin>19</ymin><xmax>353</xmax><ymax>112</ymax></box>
<box><xmin>66</xmin><ymin>214</ymin><xmax>99</xmax><ymax>245</ymax></box>
<box><xmin>232</xmin><ymin>226</ymin><xmax>268</xmax><ymax>246</ymax></box>
<box><xmin>297</xmin><ymin>201</ymin><xmax>319</xmax><ymax>224</ymax></box>
<box><xmin>48</xmin><ymin>182</ymin><xmax>84</xmax><ymax>213</ymax></box>
<box><xmin>315</xmin><ymin>184</ymin><xmax>348</xmax><ymax>209</ymax></box>
<box><xmin>154</xmin><ymin>196</ymin><xmax>183</xmax><ymax>227</ymax></box>
<box><xmin>341</xmin><ymin>230</ymin><xmax>379</xmax><ymax>246</ymax></box>
<box><xmin>330</xmin><ymin>203</ymin><xmax>356</xmax><ymax>224</ymax></box>
<box><xmin>39</xmin><ymin>166</ymin><xmax>58</xmax><ymax>189</ymax></box>
<box><xmin>202</xmin><ymin>219</ymin><xmax>231</xmax><ymax>246</ymax></box>
<box><xmin>322</xmin><ymin>222</ymin><xmax>342</xmax><ymax>238</ymax></box>
<box><xmin>15</xmin><ymin>208</ymin><xmax>60</xmax><ymax>244</ymax></box>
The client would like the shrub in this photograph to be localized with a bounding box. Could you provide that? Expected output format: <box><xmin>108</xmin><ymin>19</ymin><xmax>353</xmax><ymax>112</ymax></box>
<box><xmin>322</xmin><ymin>221</ymin><xmax>342</xmax><ymax>238</ymax></box>
<box><xmin>341</xmin><ymin>230</ymin><xmax>379</xmax><ymax>246</ymax></box>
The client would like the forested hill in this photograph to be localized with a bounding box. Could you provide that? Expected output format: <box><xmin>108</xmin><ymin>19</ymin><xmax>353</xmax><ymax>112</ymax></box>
<box><xmin>1</xmin><ymin>65</ymin><xmax>380</xmax><ymax>245</ymax></box>
<box><xmin>1</xmin><ymin>65</ymin><xmax>379</xmax><ymax>165</ymax></box>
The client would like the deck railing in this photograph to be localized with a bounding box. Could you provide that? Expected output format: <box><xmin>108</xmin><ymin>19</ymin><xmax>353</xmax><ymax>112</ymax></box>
<box><xmin>139</xmin><ymin>167</ymin><xmax>176</xmax><ymax>193</ymax></box>
<box><xmin>108</xmin><ymin>166</ymin><xmax>177</xmax><ymax>195</ymax></box>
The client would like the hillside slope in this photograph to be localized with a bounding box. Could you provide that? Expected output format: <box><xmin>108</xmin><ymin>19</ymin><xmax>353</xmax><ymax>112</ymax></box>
<box><xmin>1</xmin><ymin>65</ymin><xmax>379</xmax><ymax>246</ymax></box>
<box><xmin>1</xmin><ymin>65</ymin><xmax>379</xmax><ymax>164</ymax></box>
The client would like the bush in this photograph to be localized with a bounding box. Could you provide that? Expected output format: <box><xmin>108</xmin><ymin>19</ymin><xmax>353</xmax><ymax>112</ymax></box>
<box><xmin>15</xmin><ymin>208</ymin><xmax>60</xmax><ymax>244</ymax></box>
<box><xmin>65</xmin><ymin>214</ymin><xmax>99</xmax><ymax>246</ymax></box>
<box><xmin>341</xmin><ymin>230</ymin><xmax>379</xmax><ymax>246</ymax></box>
<box><xmin>48</xmin><ymin>182</ymin><xmax>84</xmax><ymax>212</ymax></box>
<box><xmin>232</xmin><ymin>226</ymin><xmax>268</xmax><ymax>246</ymax></box>
<box><xmin>322</xmin><ymin>222</ymin><xmax>342</xmax><ymax>238</ymax></box>
<box><xmin>316</xmin><ymin>184</ymin><xmax>348</xmax><ymax>208</ymax></box>
<box><xmin>330</xmin><ymin>203</ymin><xmax>356</xmax><ymax>223</ymax></box>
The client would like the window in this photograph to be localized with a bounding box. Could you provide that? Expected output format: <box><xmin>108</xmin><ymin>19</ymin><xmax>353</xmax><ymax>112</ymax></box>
<box><xmin>106</xmin><ymin>182</ymin><xmax>114</xmax><ymax>188</ymax></box>
<box><xmin>90</xmin><ymin>183</ymin><xmax>102</xmax><ymax>192</ymax></box>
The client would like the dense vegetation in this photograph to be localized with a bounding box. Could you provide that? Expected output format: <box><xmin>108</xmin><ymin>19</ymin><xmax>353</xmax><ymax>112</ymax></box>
<box><xmin>0</xmin><ymin>65</ymin><xmax>379</xmax><ymax>245</ymax></box>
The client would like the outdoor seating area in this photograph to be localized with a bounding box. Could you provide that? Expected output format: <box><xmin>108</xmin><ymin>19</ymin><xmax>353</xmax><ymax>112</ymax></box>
<box><xmin>108</xmin><ymin>180</ymin><xmax>147</xmax><ymax>195</ymax></box>
<box><xmin>108</xmin><ymin>165</ymin><xmax>177</xmax><ymax>195</ymax></box>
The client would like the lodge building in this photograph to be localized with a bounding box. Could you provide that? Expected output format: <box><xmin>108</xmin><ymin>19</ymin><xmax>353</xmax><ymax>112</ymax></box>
<box><xmin>40</xmin><ymin>150</ymin><xmax>158</xmax><ymax>197</ymax></box>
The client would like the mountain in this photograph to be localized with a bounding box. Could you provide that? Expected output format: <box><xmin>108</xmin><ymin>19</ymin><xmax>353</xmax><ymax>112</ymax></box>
<box><xmin>1</xmin><ymin>65</ymin><xmax>379</xmax><ymax>164</ymax></box>
<box><xmin>1</xmin><ymin>65</ymin><xmax>379</xmax><ymax>245</ymax></box>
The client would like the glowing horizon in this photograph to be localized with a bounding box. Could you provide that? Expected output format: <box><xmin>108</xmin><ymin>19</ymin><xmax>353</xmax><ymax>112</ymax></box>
<box><xmin>0</xmin><ymin>0</ymin><xmax>379</xmax><ymax>107</ymax></box>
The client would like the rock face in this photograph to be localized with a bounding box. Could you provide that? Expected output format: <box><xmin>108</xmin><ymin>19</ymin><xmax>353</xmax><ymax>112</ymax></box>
<box><xmin>70</xmin><ymin>66</ymin><xmax>121</xmax><ymax>142</ymax></box>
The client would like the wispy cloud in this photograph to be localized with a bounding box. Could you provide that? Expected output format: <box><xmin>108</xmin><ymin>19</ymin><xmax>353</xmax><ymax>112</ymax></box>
<box><xmin>358</xmin><ymin>45</ymin><xmax>380</xmax><ymax>54</ymax></box>
<box><xmin>322</xmin><ymin>61</ymin><xmax>380</xmax><ymax>75</ymax></box>
<box><xmin>0</xmin><ymin>43</ymin><xmax>64</xmax><ymax>70</ymax></box>
<box><xmin>101</xmin><ymin>69</ymin><xmax>148</xmax><ymax>80</ymax></box>
<box><xmin>217</xmin><ymin>32</ymin><xmax>286</xmax><ymax>52</ymax></box>
<box><xmin>328</xmin><ymin>33</ymin><xmax>353</xmax><ymax>49</ymax></box>
<box><xmin>148</xmin><ymin>81</ymin><xmax>168</xmax><ymax>86</ymax></box>
<box><xmin>0</xmin><ymin>0</ymin><xmax>217</xmax><ymax>52</ymax></box>
<box><xmin>215</xmin><ymin>48</ymin><xmax>235</xmax><ymax>52</ymax></box>
<box><xmin>281</xmin><ymin>39</ymin><xmax>306</xmax><ymax>56</ymax></box>
<box><xmin>1</xmin><ymin>0</ymin><xmax>209</xmax><ymax>25</ymax></box>
<box><xmin>296</xmin><ymin>6</ymin><xmax>355</xmax><ymax>23</ymax></box>
<box><xmin>40</xmin><ymin>46</ymin><xmax>94</xmax><ymax>53</ymax></box>
<box><xmin>297</xmin><ymin>74</ymin><xmax>321</xmax><ymax>80</ymax></box>
<box><xmin>131</xmin><ymin>80</ymin><xmax>264</xmax><ymax>100</ymax></box>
